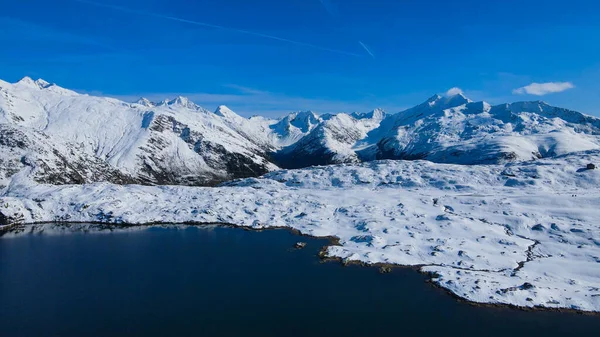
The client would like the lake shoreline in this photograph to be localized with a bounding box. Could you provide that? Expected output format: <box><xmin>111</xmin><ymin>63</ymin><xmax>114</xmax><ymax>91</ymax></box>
<box><xmin>4</xmin><ymin>220</ymin><xmax>599</xmax><ymax>317</ymax></box>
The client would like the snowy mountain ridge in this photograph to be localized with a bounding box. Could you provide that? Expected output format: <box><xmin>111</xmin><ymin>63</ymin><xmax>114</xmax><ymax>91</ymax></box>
<box><xmin>1</xmin><ymin>76</ymin><xmax>599</xmax><ymax>187</ymax></box>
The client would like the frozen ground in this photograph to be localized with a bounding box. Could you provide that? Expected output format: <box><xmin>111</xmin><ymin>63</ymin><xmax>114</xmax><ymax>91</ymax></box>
<box><xmin>1</xmin><ymin>151</ymin><xmax>599</xmax><ymax>312</ymax></box>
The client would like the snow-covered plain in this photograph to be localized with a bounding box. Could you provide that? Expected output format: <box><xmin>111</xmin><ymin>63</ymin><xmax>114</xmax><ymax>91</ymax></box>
<box><xmin>2</xmin><ymin>150</ymin><xmax>599</xmax><ymax>312</ymax></box>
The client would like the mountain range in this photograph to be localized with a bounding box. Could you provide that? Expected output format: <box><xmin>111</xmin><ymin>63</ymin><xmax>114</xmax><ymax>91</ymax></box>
<box><xmin>1</xmin><ymin>76</ymin><xmax>599</xmax><ymax>187</ymax></box>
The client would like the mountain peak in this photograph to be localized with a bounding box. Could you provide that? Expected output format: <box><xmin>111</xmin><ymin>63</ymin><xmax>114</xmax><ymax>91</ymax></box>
<box><xmin>135</xmin><ymin>97</ymin><xmax>155</xmax><ymax>107</ymax></box>
<box><xmin>214</xmin><ymin>105</ymin><xmax>239</xmax><ymax>118</ymax></box>
<box><xmin>423</xmin><ymin>92</ymin><xmax>471</xmax><ymax>110</ymax></box>
<box><xmin>369</xmin><ymin>108</ymin><xmax>386</xmax><ymax>120</ymax></box>
<box><xmin>35</xmin><ymin>78</ymin><xmax>51</xmax><ymax>88</ymax></box>
<box><xmin>351</xmin><ymin>108</ymin><xmax>386</xmax><ymax>120</ymax></box>
<box><xmin>16</xmin><ymin>76</ymin><xmax>38</xmax><ymax>88</ymax></box>
<box><xmin>290</xmin><ymin>111</ymin><xmax>320</xmax><ymax>133</ymax></box>
<box><xmin>17</xmin><ymin>76</ymin><xmax>35</xmax><ymax>83</ymax></box>
<box><xmin>294</xmin><ymin>110</ymin><xmax>318</xmax><ymax>118</ymax></box>
<box><xmin>15</xmin><ymin>77</ymin><xmax>53</xmax><ymax>89</ymax></box>
<box><xmin>426</xmin><ymin>94</ymin><xmax>443</xmax><ymax>105</ymax></box>
<box><xmin>274</xmin><ymin>110</ymin><xmax>321</xmax><ymax>134</ymax></box>
<box><xmin>159</xmin><ymin>96</ymin><xmax>203</xmax><ymax>110</ymax></box>
<box><xmin>172</xmin><ymin>96</ymin><xmax>190</xmax><ymax>105</ymax></box>
<box><xmin>443</xmin><ymin>92</ymin><xmax>471</xmax><ymax>107</ymax></box>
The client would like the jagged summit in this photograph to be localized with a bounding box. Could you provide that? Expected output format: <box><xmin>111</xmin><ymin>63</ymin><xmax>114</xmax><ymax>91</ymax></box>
<box><xmin>352</xmin><ymin>108</ymin><xmax>386</xmax><ymax>120</ymax></box>
<box><xmin>424</xmin><ymin>92</ymin><xmax>472</xmax><ymax>108</ymax></box>
<box><xmin>214</xmin><ymin>105</ymin><xmax>238</xmax><ymax>118</ymax></box>
<box><xmin>287</xmin><ymin>110</ymin><xmax>320</xmax><ymax>132</ymax></box>
<box><xmin>1</xmin><ymin>75</ymin><xmax>599</xmax><ymax>188</ymax></box>
<box><xmin>165</xmin><ymin>96</ymin><xmax>189</xmax><ymax>106</ymax></box>
<box><xmin>157</xmin><ymin>96</ymin><xmax>206</xmax><ymax>111</ymax></box>
<box><xmin>135</xmin><ymin>97</ymin><xmax>155</xmax><ymax>107</ymax></box>
<box><xmin>426</xmin><ymin>94</ymin><xmax>443</xmax><ymax>104</ymax></box>
<box><xmin>391</xmin><ymin>93</ymin><xmax>475</xmax><ymax>123</ymax></box>
<box><xmin>15</xmin><ymin>76</ymin><xmax>52</xmax><ymax>89</ymax></box>
<box><xmin>371</xmin><ymin>107</ymin><xmax>386</xmax><ymax>116</ymax></box>
<box><xmin>16</xmin><ymin>76</ymin><xmax>36</xmax><ymax>86</ymax></box>
<box><xmin>435</xmin><ymin>92</ymin><xmax>472</xmax><ymax>109</ymax></box>
<box><xmin>34</xmin><ymin>78</ymin><xmax>51</xmax><ymax>88</ymax></box>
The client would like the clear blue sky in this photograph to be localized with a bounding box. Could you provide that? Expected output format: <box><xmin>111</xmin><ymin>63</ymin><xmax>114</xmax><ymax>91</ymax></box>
<box><xmin>1</xmin><ymin>0</ymin><xmax>599</xmax><ymax>117</ymax></box>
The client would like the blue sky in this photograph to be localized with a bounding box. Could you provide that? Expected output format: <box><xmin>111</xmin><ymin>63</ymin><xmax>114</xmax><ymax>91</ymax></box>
<box><xmin>1</xmin><ymin>0</ymin><xmax>599</xmax><ymax>117</ymax></box>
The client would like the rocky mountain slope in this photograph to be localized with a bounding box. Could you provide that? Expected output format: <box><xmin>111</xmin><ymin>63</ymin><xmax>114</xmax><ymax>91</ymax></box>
<box><xmin>274</xmin><ymin>110</ymin><xmax>386</xmax><ymax>168</ymax></box>
<box><xmin>1</xmin><ymin>77</ymin><xmax>598</xmax><ymax>187</ymax></box>
<box><xmin>0</xmin><ymin>77</ymin><xmax>278</xmax><ymax>187</ymax></box>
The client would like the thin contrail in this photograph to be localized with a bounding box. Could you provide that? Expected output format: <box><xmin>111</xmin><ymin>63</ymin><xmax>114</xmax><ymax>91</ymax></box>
<box><xmin>358</xmin><ymin>41</ymin><xmax>375</xmax><ymax>59</ymax></box>
<box><xmin>71</xmin><ymin>0</ymin><xmax>361</xmax><ymax>57</ymax></box>
<box><xmin>318</xmin><ymin>0</ymin><xmax>339</xmax><ymax>18</ymax></box>
<box><xmin>316</xmin><ymin>0</ymin><xmax>376</xmax><ymax>59</ymax></box>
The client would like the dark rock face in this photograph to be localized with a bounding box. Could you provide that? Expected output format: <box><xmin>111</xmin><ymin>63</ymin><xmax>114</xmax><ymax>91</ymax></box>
<box><xmin>273</xmin><ymin>119</ymin><xmax>362</xmax><ymax>169</ymax></box>
<box><xmin>194</xmin><ymin>141</ymin><xmax>270</xmax><ymax>180</ymax></box>
<box><xmin>520</xmin><ymin>282</ymin><xmax>535</xmax><ymax>290</ymax></box>
<box><xmin>0</xmin><ymin>125</ymin><xmax>28</xmax><ymax>148</ymax></box>
<box><xmin>0</xmin><ymin>124</ymin><xmax>138</xmax><ymax>186</ymax></box>
<box><xmin>498</xmin><ymin>282</ymin><xmax>535</xmax><ymax>294</ymax></box>
<box><xmin>35</xmin><ymin>149</ymin><xmax>137</xmax><ymax>186</ymax></box>
<box><xmin>134</xmin><ymin>114</ymin><xmax>272</xmax><ymax>186</ymax></box>
<box><xmin>0</xmin><ymin>210</ymin><xmax>24</xmax><ymax>228</ymax></box>
<box><xmin>531</xmin><ymin>224</ymin><xmax>545</xmax><ymax>231</ymax></box>
<box><xmin>588</xmin><ymin>163</ymin><xmax>596</xmax><ymax>170</ymax></box>
<box><xmin>1</xmin><ymin>115</ymin><xmax>273</xmax><ymax>187</ymax></box>
<box><xmin>375</xmin><ymin>138</ymin><xmax>427</xmax><ymax>161</ymax></box>
<box><xmin>273</xmin><ymin>147</ymin><xmax>343</xmax><ymax>170</ymax></box>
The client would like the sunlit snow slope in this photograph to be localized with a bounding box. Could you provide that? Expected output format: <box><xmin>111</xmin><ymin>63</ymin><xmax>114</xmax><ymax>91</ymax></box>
<box><xmin>1</xmin><ymin>76</ymin><xmax>599</xmax><ymax>188</ymax></box>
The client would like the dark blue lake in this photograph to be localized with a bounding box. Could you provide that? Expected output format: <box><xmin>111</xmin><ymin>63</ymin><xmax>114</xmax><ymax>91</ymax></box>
<box><xmin>1</xmin><ymin>225</ymin><xmax>598</xmax><ymax>337</ymax></box>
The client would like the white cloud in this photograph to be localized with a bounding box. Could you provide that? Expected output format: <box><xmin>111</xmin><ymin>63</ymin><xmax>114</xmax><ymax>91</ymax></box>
<box><xmin>445</xmin><ymin>87</ymin><xmax>464</xmax><ymax>96</ymax></box>
<box><xmin>512</xmin><ymin>82</ymin><xmax>575</xmax><ymax>96</ymax></box>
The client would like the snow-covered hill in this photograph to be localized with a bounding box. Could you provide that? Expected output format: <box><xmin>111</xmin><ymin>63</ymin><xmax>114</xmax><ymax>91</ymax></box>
<box><xmin>1</xmin><ymin>76</ymin><xmax>599</xmax><ymax>187</ymax></box>
<box><xmin>2</xmin><ymin>150</ymin><xmax>599</xmax><ymax>312</ymax></box>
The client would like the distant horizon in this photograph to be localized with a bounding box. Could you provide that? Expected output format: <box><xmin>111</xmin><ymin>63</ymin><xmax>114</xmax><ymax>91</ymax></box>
<box><xmin>4</xmin><ymin>75</ymin><xmax>597</xmax><ymax>120</ymax></box>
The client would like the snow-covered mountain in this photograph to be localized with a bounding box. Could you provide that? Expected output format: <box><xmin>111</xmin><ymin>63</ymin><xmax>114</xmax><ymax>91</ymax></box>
<box><xmin>358</xmin><ymin>93</ymin><xmax>600</xmax><ymax>164</ymax></box>
<box><xmin>1</xmin><ymin>76</ymin><xmax>599</xmax><ymax>187</ymax></box>
<box><xmin>0</xmin><ymin>77</ymin><xmax>277</xmax><ymax>187</ymax></box>
<box><xmin>268</xmin><ymin>110</ymin><xmax>322</xmax><ymax>146</ymax></box>
<box><xmin>274</xmin><ymin>110</ymin><xmax>386</xmax><ymax>168</ymax></box>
